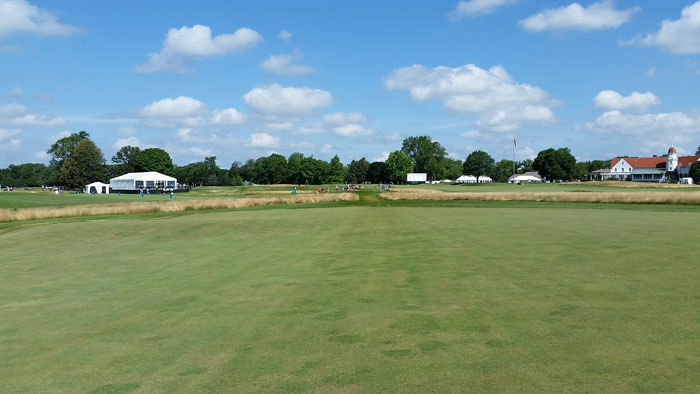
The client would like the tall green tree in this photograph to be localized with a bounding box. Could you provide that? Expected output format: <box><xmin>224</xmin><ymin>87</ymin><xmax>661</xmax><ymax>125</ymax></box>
<box><xmin>574</xmin><ymin>162</ymin><xmax>590</xmax><ymax>180</ymax></box>
<box><xmin>228</xmin><ymin>161</ymin><xmax>244</xmax><ymax>186</ymax></box>
<box><xmin>301</xmin><ymin>157</ymin><xmax>329</xmax><ymax>184</ymax></box>
<box><xmin>401</xmin><ymin>135</ymin><xmax>447</xmax><ymax>180</ymax></box>
<box><xmin>491</xmin><ymin>159</ymin><xmax>515</xmax><ymax>183</ymax></box>
<box><xmin>443</xmin><ymin>158</ymin><xmax>463</xmax><ymax>180</ymax></box>
<box><xmin>532</xmin><ymin>148</ymin><xmax>577</xmax><ymax>181</ymax></box>
<box><xmin>367</xmin><ymin>161</ymin><xmax>388</xmax><ymax>183</ymax></box>
<box><xmin>47</xmin><ymin>131</ymin><xmax>89</xmax><ymax>169</ymax></box>
<box><xmin>385</xmin><ymin>150</ymin><xmax>413</xmax><ymax>183</ymax></box>
<box><xmin>133</xmin><ymin>148</ymin><xmax>173</xmax><ymax>175</ymax></box>
<box><xmin>286</xmin><ymin>153</ymin><xmax>305</xmax><ymax>184</ymax></box>
<box><xmin>240</xmin><ymin>159</ymin><xmax>256</xmax><ymax>183</ymax></box>
<box><xmin>690</xmin><ymin>161</ymin><xmax>700</xmax><ymax>184</ymax></box>
<box><xmin>463</xmin><ymin>150</ymin><xmax>495</xmax><ymax>182</ymax></box>
<box><xmin>346</xmin><ymin>158</ymin><xmax>370</xmax><ymax>183</ymax></box>
<box><xmin>111</xmin><ymin>145</ymin><xmax>142</xmax><ymax>176</ymax></box>
<box><xmin>59</xmin><ymin>139</ymin><xmax>108</xmax><ymax>189</ymax></box>
<box><xmin>255</xmin><ymin>154</ymin><xmax>287</xmax><ymax>184</ymax></box>
<box><xmin>327</xmin><ymin>155</ymin><xmax>345</xmax><ymax>183</ymax></box>
<box><xmin>518</xmin><ymin>159</ymin><xmax>534</xmax><ymax>173</ymax></box>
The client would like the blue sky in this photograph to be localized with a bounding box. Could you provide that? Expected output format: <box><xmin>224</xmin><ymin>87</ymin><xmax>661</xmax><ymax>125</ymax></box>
<box><xmin>1</xmin><ymin>0</ymin><xmax>700</xmax><ymax>168</ymax></box>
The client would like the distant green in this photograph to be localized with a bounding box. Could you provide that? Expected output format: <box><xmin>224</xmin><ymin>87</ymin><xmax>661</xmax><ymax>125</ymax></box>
<box><xmin>2</xmin><ymin>205</ymin><xmax>700</xmax><ymax>393</ymax></box>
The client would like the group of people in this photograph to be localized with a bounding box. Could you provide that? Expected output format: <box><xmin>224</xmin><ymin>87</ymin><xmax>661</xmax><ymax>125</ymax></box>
<box><xmin>315</xmin><ymin>184</ymin><xmax>363</xmax><ymax>193</ymax></box>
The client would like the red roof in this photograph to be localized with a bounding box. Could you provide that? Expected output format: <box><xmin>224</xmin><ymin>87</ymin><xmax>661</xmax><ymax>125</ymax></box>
<box><xmin>679</xmin><ymin>156</ymin><xmax>700</xmax><ymax>167</ymax></box>
<box><xmin>610</xmin><ymin>155</ymin><xmax>700</xmax><ymax>169</ymax></box>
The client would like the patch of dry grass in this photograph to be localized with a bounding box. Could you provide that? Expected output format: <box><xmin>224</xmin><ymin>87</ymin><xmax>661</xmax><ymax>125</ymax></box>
<box><xmin>0</xmin><ymin>193</ymin><xmax>358</xmax><ymax>222</ymax></box>
<box><xmin>382</xmin><ymin>190</ymin><xmax>700</xmax><ymax>204</ymax></box>
<box><xmin>572</xmin><ymin>181</ymin><xmax>698</xmax><ymax>189</ymax></box>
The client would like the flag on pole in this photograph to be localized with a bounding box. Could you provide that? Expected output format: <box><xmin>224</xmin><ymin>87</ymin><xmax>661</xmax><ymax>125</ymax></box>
<box><xmin>513</xmin><ymin>138</ymin><xmax>517</xmax><ymax>148</ymax></box>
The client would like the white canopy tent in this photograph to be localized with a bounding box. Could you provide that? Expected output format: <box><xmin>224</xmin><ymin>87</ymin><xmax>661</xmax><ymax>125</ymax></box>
<box><xmin>478</xmin><ymin>176</ymin><xmax>493</xmax><ymax>183</ymax></box>
<box><xmin>455</xmin><ymin>175</ymin><xmax>477</xmax><ymax>184</ymax></box>
<box><xmin>110</xmin><ymin>172</ymin><xmax>177</xmax><ymax>191</ymax></box>
<box><xmin>508</xmin><ymin>172</ymin><xmax>542</xmax><ymax>183</ymax></box>
<box><xmin>84</xmin><ymin>182</ymin><xmax>110</xmax><ymax>194</ymax></box>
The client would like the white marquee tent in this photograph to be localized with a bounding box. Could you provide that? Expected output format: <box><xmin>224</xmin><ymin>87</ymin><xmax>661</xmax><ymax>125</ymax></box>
<box><xmin>478</xmin><ymin>176</ymin><xmax>493</xmax><ymax>183</ymax></box>
<box><xmin>84</xmin><ymin>182</ymin><xmax>110</xmax><ymax>194</ymax></box>
<box><xmin>508</xmin><ymin>172</ymin><xmax>542</xmax><ymax>183</ymax></box>
<box><xmin>455</xmin><ymin>175</ymin><xmax>477</xmax><ymax>184</ymax></box>
<box><xmin>110</xmin><ymin>172</ymin><xmax>177</xmax><ymax>191</ymax></box>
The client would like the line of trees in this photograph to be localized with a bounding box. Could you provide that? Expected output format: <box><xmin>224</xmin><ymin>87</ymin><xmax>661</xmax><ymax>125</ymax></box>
<box><xmin>0</xmin><ymin>131</ymin><xmax>626</xmax><ymax>189</ymax></box>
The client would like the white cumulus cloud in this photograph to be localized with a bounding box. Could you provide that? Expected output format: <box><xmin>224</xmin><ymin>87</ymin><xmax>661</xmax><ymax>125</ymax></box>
<box><xmin>113</xmin><ymin>136</ymin><xmax>153</xmax><ymax>150</ymax></box>
<box><xmin>33</xmin><ymin>150</ymin><xmax>50</xmax><ymax>161</ymax></box>
<box><xmin>593</xmin><ymin>90</ymin><xmax>661</xmax><ymax>112</ymax></box>
<box><xmin>243</xmin><ymin>84</ymin><xmax>333</xmax><ymax>120</ymax></box>
<box><xmin>449</xmin><ymin>0</ymin><xmax>516</xmax><ymax>19</ymax></box>
<box><xmin>134</xmin><ymin>25</ymin><xmax>263</xmax><ymax>73</ymax></box>
<box><xmin>0</xmin><ymin>0</ymin><xmax>78</xmax><ymax>39</ymax></box>
<box><xmin>372</xmin><ymin>151</ymin><xmax>390</xmax><ymax>162</ymax></box>
<box><xmin>323</xmin><ymin>112</ymin><xmax>368</xmax><ymax>124</ymax></box>
<box><xmin>246</xmin><ymin>132</ymin><xmax>280</xmax><ymax>148</ymax></box>
<box><xmin>580</xmin><ymin>109</ymin><xmax>700</xmax><ymax>146</ymax></box>
<box><xmin>623</xmin><ymin>1</ymin><xmax>700</xmax><ymax>54</ymax></box>
<box><xmin>0</xmin><ymin>103</ymin><xmax>65</xmax><ymax>126</ymax></box>
<box><xmin>519</xmin><ymin>1</ymin><xmax>639</xmax><ymax>32</ymax></box>
<box><xmin>278</xmin><ymin>30</ymin><xmax>292</xmax><ymax>41</ymax></box>
<box><xmin>333</xmin><ymin>124</ymin><xmax>374</xmax><ymax>137</ymax></box>
<box><xmin>320</xmin><ymin>112</ymin><xmax>373</xmax><ymax>137</ymax></box>
<box><xmin>189</xmin><ymin>147</ymin><xmax>213</xmax><ymax>156</ymax></box>
<box><xmin>0</xmin><ymin>103</ymin><xmax>26</xmax><ymax>116</ymax></box>
<box><xmin>138</xmin><ymin>96</ymin><xmax>246</xmax><ymax>128</ymax></box>
<box><xmin>211</xmin><ymin>108</ymin><xmax>247</xmax><ymax>125</ymax></box>
<box><xmin>0</xmin><ymin>128</ymin><xmax>21</xmax><ymax>151</ymax></box>
<box><xmin>385</xmin><ymin>63</ymin><xmax>557</xmax><ymax>132</ymax></box>
<box><xmin>140</xmin><ymin>96</ymin><xmax>207</xmax><ymax>118</ymax></box>
<box><xmin>9</xmin><ymin>113</ymin><xmax>65</xmax><ymax>127</ymax></box>
<box><xmin>261</xmin><ymin>49</ymin><xmax>317</xmax><ymax>75</ymax></box>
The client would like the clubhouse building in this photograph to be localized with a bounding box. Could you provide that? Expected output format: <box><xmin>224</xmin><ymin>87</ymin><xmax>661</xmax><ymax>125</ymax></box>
<box><xmin>593</xmin><ymin>146</ymin><xmax>700</xmax><ymax>182</ymax></box>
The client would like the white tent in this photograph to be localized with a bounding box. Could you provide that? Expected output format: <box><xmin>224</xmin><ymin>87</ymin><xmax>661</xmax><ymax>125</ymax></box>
<box><xmin>84</xmin><ymin>182</ymin><xmax>110</xmax><ymax>194</ymax></box>
<box><xmin>110</xmin><ymin>172</ymin><xmax>177</xmax><ymax>191</ymax></box>
<box><xmin>478</xmin><ymin>176</ymin><xmax>493</xmax><ymax>183</ymax></box>
<box><xmin>455</xmin><ymin>175</ymin><xmax>477</xmax><ymax>184</ymax></box>
<box><xmin>508</xmin><ymin>172</ymin><xmax>542</xmax><ymax>183</ymax></box>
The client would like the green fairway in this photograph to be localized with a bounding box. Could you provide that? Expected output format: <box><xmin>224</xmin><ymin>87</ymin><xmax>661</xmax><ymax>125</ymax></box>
<box><xmin>2</xmin><ymin>205</ymin><xmax>700</xmax><ymax>393</ymax></box>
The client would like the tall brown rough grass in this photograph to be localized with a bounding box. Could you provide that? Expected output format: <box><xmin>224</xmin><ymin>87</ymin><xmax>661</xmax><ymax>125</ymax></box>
<box><xmin>381</xmin><ymin>190</ymin><xmax>700</xmax><ymax>205</ymax></box>
<box><xmin>0</xmin><ymin>193</ymin><xmax>358</xmax><ymax>223</ymax></box>
<box><xmin>565</xmin><ymin>181</ymin><xmax>698</xmax><ymax>189</ymax></box>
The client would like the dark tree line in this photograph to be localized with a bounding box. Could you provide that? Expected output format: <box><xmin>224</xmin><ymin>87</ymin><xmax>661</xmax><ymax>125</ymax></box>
<box><xmin>0</xmin><ymin>130</ymin><xmax>630</xmax><ymax>189</ymax></box>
